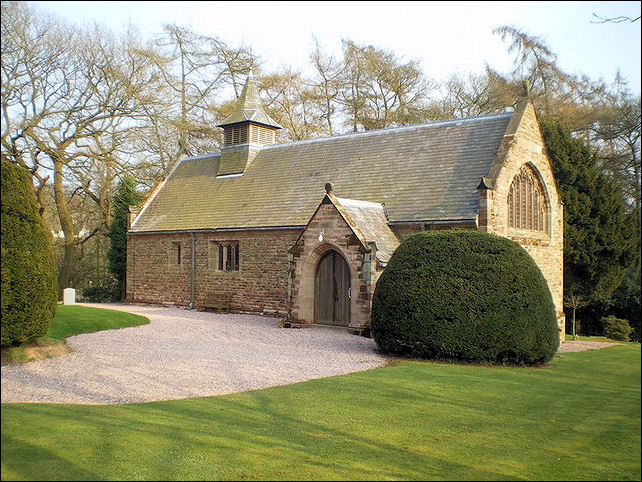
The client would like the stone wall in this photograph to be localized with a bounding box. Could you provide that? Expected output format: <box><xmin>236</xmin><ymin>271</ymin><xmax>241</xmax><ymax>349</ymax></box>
<box><xmin>394</xmin><ymin>221</ymin><xmax>478</xmax><ymax>241</ymax></box>
<box><xmin>126</xmin><ymin>229</ymin><xmax>300</xmax><ymax>316</ymax></box>
<box><xmin>483</xmin><ymin>101</ymin><xmax>566</xmax><ymax>339</ymax></box>
<box><xmin>126</xmin><ymin>232</ymin><xmax>191</xmax><ymax>305</ymax></box>
<box><xmin>289</xmin><ymin>202</ymin><xmax>375</xmax><ymax>329</ymax></box>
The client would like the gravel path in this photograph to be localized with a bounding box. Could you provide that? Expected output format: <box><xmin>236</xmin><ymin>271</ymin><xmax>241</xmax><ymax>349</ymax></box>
<box><xmin>556</xmin><ymin>339</ymin><xmax>621</xmax><ymax>352</ymax></box>
<box><xmin>1</xmin><ymin>304</ymin><xmax>621</xmax><ymax>405</ymax></box>
<box><xmin>1</xmin><ymin>303</ymin><xmax>387</xmax><ymax>405</ymax></box>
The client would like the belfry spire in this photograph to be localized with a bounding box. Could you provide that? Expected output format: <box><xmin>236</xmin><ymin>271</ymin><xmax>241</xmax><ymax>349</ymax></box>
<box><xmin>218</xmin><ymin>70</ymin><xmax>281</xmax><ymax>130</ymax></box>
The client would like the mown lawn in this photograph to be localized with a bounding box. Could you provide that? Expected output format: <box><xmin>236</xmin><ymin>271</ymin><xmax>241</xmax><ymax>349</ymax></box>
<box><xmin>1</xmin><ymin>342</ymin><xmax>639</xmax><ymax>480</ymax></box>
<box><xmin>42</xmin><ymin>305</ymin><xmax>149</xmax><ymax>342</ymax></box>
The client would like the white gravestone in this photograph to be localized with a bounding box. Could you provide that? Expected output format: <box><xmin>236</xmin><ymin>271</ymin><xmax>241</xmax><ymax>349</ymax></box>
<box><xmin>63</xmin><ymin>287</ymin><xmax>76</xmax><ymax>305</ymax></box>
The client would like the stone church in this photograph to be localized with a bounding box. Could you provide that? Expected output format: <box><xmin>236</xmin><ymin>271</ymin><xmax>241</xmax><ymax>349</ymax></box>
<box><xmin>127</xmin><ymin>74</ymin><xmax>565</xmax><ymax>339</ymax></box>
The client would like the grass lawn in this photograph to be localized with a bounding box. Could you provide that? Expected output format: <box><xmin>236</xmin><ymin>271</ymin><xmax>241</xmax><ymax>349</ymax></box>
<box><xmin>1</xmin><ymin>341</ymin><xmax>639</xmax><ymax>480</ymax></box>
<box><xmin>1</xmin><ymin>305</ymin><xmax>149</xmax><ymax>364</ymax></box>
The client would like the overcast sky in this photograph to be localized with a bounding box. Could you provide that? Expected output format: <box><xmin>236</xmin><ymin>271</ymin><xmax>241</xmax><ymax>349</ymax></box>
<box><xmin>30</xmin><ymin>1</ymin><xmax>642</xmax><ymax>94</ymax></box>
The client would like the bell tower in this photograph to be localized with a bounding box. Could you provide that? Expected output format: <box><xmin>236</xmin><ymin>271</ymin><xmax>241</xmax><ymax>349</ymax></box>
<box><xmin>216</xmin><ymin>70</ymin><xmax>281</xmax><ymax>176</ymax></box>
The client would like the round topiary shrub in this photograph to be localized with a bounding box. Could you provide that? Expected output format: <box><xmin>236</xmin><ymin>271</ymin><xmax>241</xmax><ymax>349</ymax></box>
<box><xmin>1</xmin><ymin>160</ymin><xmax>58</xmax><ymax>346</ymax></box>
<box><xmin>371</xmin><ymin>230</ymin><xmax>559</xmax><ymax>365</ymax></box>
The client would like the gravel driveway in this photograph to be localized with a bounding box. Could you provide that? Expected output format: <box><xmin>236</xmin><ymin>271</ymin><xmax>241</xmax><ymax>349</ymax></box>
<box><xmin>1</xmin><ymin>303</ymin><xmax>387</xmax><ymax>405</ymax></box>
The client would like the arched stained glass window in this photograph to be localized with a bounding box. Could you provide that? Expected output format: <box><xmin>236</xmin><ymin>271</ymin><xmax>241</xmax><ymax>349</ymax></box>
<box><xmin>507</xmin><ymin>165</ymin><xmax>549</xmax><ymax>232</ymax></box>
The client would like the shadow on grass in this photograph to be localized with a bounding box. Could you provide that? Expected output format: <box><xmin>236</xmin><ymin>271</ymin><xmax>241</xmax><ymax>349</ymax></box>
<box><xmin>2</xmin><ymin>394</ymin><xmax>516</xmax><ymax>481</ymax></box>
<box><xmin>2</xmin><ymin>345</ymin><xmax>639</xmax><ymax>480</ymax></box>
<box><xmin>1</xmin><ymin>431</ymin><xmax>100</xmax><ymax>481</ymax></box>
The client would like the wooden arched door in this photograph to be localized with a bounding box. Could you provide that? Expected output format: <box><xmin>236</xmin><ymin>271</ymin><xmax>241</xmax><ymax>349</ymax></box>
<box><xmin>314</xmin><ymin>250</ymin><xmax>351</xmax><ymax>326</ymax></box>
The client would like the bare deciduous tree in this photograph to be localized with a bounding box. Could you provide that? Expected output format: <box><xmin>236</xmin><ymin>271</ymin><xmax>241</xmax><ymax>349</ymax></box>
<box><xmin>435</xmin><ymin>68</ymin><xmax>521</xmax><ymax>118</ymax></box>
<box><xmin>564</xmin><ymin>293</ymin><xmax>590</xmax><ymax>340</ymax></box>
<box><xmin>310</xmin><ymin>37</ymin><xmax>344</xmax><ymax>136</ymax></box>
<box><xmin>145</xmin><ymin>24</ymin><xmax>257</xmax><ymax>158</ymax></box>
<box><xmin>260</xmin><ymin>69</ymin><xmax>327</xmax><ymax>141</ymax></box>
<box><xmin>1</xmin><ymin>2</ymin><xmax>153</xmax><ymax>295</ymax></box>
<box><xmin>493</xmin><ymin>25</ymin><xmax>615</xmax><ymax>138</ymax></box>
<box><xmin>591</xmin><ymin>13</ymin><xmax>641</xmax><ymax>24</ymax></box>
<box><xmin>594</xmin><ymin>86</ymin><xmax>641</xmax><ymax>234</ymax></box>
<box><xmin>338</xmin><ymin>40</ymin><xmax>433</xmax><ymax>132</ymax></box>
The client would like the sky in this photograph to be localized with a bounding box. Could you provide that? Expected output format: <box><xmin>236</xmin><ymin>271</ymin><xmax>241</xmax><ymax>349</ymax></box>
<box><xmin>30</xmin><ymin>1</ymin><xmax>642</xmax><ymax>94</ymax></box>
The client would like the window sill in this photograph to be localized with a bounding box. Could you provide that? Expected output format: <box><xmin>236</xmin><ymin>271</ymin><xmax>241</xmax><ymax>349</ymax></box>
<box><xmin>506</xmin><ymin>228</ymin><xmax>551</xmax><ymax>241</ymax></box>
<box><xmin>208</xmin><ymin>270</ymin><xmax>241</xmax><ymax>277</ymax></box>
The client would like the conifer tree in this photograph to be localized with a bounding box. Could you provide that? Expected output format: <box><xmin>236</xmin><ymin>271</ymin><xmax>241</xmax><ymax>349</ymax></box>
<box><xmin>541</xmin><ymin>119</ymin><xmax>637</xmax><ymax>333</ymax></box>
<box><xmin>108</xmin><ymin>176</ymin><xmax>141</xmax><ymax>300</ymax></box>
<box><xmin>1</xmin><ymin>160</ymin><xmax>58</xmax><ymax>346</ymax></box>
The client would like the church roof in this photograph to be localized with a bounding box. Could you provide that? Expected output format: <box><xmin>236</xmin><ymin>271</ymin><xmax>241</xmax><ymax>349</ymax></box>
<box><xmin>290</xmin><ymin>191</ymin><xmax>400</xmax><ymax>263</ymax></box>
<box><xmin>130</xmin><ymin>112</ymin><xmax>513</xmax><ymax>233</ymax></box>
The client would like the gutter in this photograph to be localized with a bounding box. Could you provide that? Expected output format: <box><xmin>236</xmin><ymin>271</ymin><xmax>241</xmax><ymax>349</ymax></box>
<box><xmin>387</xmin><ymin>219</ymin><xmax>478</xmax><ymax>226</ymax></box>
<box><xmin>129</xmin><ymin>225</ymin><xmax>304</xmax><ymax>236</ymax></box>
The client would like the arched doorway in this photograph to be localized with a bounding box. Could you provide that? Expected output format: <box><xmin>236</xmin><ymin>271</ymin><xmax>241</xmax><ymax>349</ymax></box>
<box><xmin>314</xmin><ymin>250</ymin><xmax>351</xmax><ymax>326</ymax></box>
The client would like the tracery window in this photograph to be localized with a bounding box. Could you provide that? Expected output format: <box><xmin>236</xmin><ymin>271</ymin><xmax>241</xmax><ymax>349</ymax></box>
<box><xmin>507</xmin><ymin>165</ymin><xmax>549</xmax><ymax>232</ymax></box>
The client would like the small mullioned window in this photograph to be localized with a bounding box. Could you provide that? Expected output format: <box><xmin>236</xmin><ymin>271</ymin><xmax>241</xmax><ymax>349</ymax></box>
<box><xmin>209</xmin><ymin>240</ymin><xmax>239</xmax><ymax>271</ymax></box>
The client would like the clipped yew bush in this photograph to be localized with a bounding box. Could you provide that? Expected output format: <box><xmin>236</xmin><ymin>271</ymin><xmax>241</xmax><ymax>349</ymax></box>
<box><xmin>1</xmin><ymin>160</ymin><xmax>58</xmax><ymax>346</ymax></box>
<box><xmin>371</xmin><ymin>230</ymin><xmax>559</xmax><ymax>365</ymax></box>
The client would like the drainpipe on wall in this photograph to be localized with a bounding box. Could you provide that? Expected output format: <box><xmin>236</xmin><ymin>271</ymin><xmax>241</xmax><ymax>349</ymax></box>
<box><xmin>364</xmin><ymin>242</ymin><xmax>377</xmax><ymax>299</ymax></box>
<box><xmin>188</xmin><ymin>231</ymin><xmax>196</xmax><ymax>309</ymax></box>
<box><xmin>286</xmin><ymin>252</ymin><xmax>294</xmax><ymax>302</ymax></box>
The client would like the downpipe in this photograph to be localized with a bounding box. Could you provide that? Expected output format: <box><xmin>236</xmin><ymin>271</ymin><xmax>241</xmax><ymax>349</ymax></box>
<box><xmin>188</xmin><ymin>231</ymin><xmax>196</xmax><ymax>309</ymax></box>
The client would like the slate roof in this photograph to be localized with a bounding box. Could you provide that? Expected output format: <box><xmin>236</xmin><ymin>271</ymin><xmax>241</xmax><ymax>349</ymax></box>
<box><xmin>131</xmin><ymin>112</ymin><xmax>513</xmax><ymax>233</ymax></box>
<box><xmin>333</xmin><ymin>196</ymin><xmax>400</xmax><ymax>262</ymax></box>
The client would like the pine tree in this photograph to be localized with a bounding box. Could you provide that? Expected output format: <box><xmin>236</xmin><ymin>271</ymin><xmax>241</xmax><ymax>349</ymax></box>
<box><xmin>108</xmin><ymin>176</ymin><xmax>141</xmax><ymax>301</ymax></box>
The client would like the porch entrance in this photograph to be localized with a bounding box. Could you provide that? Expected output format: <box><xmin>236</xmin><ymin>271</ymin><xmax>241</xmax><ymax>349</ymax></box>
<box><xmin>314</xmin><ymin>250</ymin><xmax>351</xmax><ymax>326</ymax></box>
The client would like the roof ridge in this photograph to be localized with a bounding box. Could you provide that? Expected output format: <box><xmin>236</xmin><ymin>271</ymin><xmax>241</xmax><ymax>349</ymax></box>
<box><xmin>182</xmin><ymin>153</ymin><xmax>220</xmax><ymax>162</ymax></box>
<box><xmin>336</xmin><ymin>197</ymin><xmax>384</xmax><ymax>208</ymax></box>
<box><xmin>262</xmin><ymin>111</ymin><xmax>514</xmax><ymax>150</ymax></box>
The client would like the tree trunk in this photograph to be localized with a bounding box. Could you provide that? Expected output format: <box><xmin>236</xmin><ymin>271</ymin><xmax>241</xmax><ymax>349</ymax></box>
<box><xmin>53</xmin><ymin>159</ymin><xmax>76</xmax><ymax>299</ymax></box>
<box><xmin>572</xmin><ymin>308</ymin><xmax>577</xmax><ymax>340</ymax></box>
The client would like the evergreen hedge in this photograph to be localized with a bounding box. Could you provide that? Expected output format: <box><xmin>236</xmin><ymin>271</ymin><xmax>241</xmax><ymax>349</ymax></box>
<box><xmin>371</xmin><ymin>230</ymin><xmax>560</xmax><ymax>365</ymax></box>
<box><xmin>601</xmin><ymin>315</ymin><xmax>633</xmax><ymax>342</ymax></box>
<box><xmin>1</xmin><ymin>160</ymin><xmax>58</xmax><ymax>346</ymax></box>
